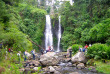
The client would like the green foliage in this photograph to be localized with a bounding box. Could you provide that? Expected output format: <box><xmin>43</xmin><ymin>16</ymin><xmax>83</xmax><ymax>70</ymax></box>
<box><xmin>87</xmin><ymin>43</ymin><xmax>110</xmax><ymax>59</ymax></box>
<box><xmin>89</xmin><ymin>18</ymin><xmax>110</xmax><ymax>43</ymax></box>
<box><xmin>0</xmin><ymin>0</ymin><xmax>47</xmax><ymax>51</ymax></box>
<box><xmin>18</xmin><ymin>3</ymin><xmax>47</xmax><ymax>50</ymax></box>
<box><xmin>59</xmin><ymin>0</ymin><xmax>110</xmax><ymax>48</ymax></box>
<box><xmin>71</xmin><ymin>44</ymin><xmax>83</xmax><ymax>54</ymax></box>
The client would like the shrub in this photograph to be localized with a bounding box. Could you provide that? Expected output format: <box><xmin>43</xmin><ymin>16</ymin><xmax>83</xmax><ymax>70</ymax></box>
<box><xmin>87</xmin><ymin>43</ymin><xmax>109</xmax><ymax>59</ymax></box>
<box><xmin>71</xmin><ymin>44</ymin><xmax>83</xmax><ymax>54</ymax></box>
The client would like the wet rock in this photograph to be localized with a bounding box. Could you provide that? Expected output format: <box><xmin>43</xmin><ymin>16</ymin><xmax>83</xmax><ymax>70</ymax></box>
<box><xmin>72</xmin><ymin>64</ymin><xmax>77</xmax><ymax>67</ymax></box>
<box><xmin>42</xmin><ymin>67</ymin><xmax>50</xmax><ymax>72</ymax></box>
<box><xmin>66</xmin><ymin>62</ymin><xmax>73</xmax><ymax>67</ymax></box>
<box><xmin>64</xmin><ymin>58</ymin><xmax>71</xmax><ymax>62</ymax></box>
<box><xmin>53</xmin><ymin>66</ymin><xmax>61</xmax><ymax>71</ymax></box>
<box><xmin>89</xmin><ymin>66</ymin><xmax>97</xmax><ymax>72</ymax></box>
<box><xmin>71</xmin><ymin>52</ymin><xmax>87</xmax><ymax>63</ymax></box>
<box><xmin>77</xmin><ymin>63</ymin><xmax>85</xmax><ymax>69</ymax></box>
<box><xmin>69</xmin><ymin>72</ymin><xmax>79</xmax><ymax>74</ymax></box>
<box><xmin>54</xmin><ymin>71</ymin><xmax>61</xmax><ymax>74</ymax></box>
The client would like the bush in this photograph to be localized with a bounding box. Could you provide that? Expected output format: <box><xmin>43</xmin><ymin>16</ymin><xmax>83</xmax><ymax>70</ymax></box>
<box><xmin>87</xmin><ymin>43</ymin><xmax>110</xmax><ymax>59</ymax></box>
<box><xmin>71</xmin><ymin>44</ymin><xmax>83</xmax><ymax>54</ymax></box>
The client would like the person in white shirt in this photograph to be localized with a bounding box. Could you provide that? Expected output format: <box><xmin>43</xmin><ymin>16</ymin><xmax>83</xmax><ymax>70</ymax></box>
<box><xmin>17</xmin><ymin>51</ymin><xmax>21</xmax><ymax>63</ymax></box>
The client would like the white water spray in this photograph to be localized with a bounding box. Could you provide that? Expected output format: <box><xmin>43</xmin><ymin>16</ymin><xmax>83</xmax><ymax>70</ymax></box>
<box><xmin>57</xmin><ymin>16</ymin><xmax>61</xmax><ymax>52</ymax></box>
<box><xmin>45</xmin><ymin>15</ymin><xmax>53</xmax><ymax>50</ymax></box>
<box><xmin>70</xmin><ymin>0</ymin><xmax>73</xmax><ymax>5</ymax></box>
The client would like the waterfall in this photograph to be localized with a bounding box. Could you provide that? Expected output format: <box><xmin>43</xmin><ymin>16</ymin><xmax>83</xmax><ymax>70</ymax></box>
<box><xmin>70</xmin><ymin>0</ymin><xmax>73</xmax><ymax>5</ymax></box>
<box><xmin>45</xmin><ymin>15</ymin><xmax>53</xmax><ymax>50</ymax></box>
<box><xmin>57</xmin><ymin>16</ymin><xmax>61</xmax><ymax>52</ymax></box>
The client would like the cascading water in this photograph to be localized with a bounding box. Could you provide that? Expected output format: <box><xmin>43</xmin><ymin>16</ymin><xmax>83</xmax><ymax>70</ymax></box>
<box><xmin>57</xmin><ymin>16</ymin><xmax>61</xmax><ymax>52</ymax></box>
<box><xmin>70</xmin><ymin>0</ymin><xmax>73</xmax><ymax>5</ymax></box>
<box><xmin>45</xmin><ymin>15</ymin><xmax>53</xmax><ymax>50</ymax></box>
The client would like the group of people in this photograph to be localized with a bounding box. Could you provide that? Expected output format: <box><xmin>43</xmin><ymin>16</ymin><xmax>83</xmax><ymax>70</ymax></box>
<box><xmin>79</xmin><ymin>44</ymin><xmax>92</xmax><ymax>52</ymax></box>
<box><xmin>46</xmin><ymin>45</ymin><xmax>54</xmax><ymax>52</ymax></box>
<box><xmin>40</xmin><ymin>45</ymin><xmax>54</xmax><ymax>54</ymax></box>
<box><xmin>17</xmin><ymin>49</ymin><xmax>36</xmax><ymax>63</ymax></box>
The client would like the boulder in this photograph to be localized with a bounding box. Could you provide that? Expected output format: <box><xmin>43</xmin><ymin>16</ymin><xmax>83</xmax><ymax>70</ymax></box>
<box><xmin>40</xmin><ymin>52</ymin><xmax>59</xmax><ymax>66</ymax></box>
<box><xmin>48</xmin><ymin>66</ymin><xmax>56</xmax><ymax>72</ymax></box>
<box><xmin>77</xmin><ymin>63</ymin><xmax>85</xmax><ymax>69</ymax></box>
<box><xmin>72</xmin><ymin>64</ymin><xmax>77</xmax><ymax>67</ymax></box>
<box><xmin>33</xmin><ymin>67</ymin><xmax>38</xmax><ymax>71</ymax></box>
<box><xmin>71</xmin><ymin>52</ymin><xmax>87</xmax><ymax>63</ymax></box>
<box><xmin>31</xmin><ymin>60</ymin><xmax>41</xmax><ymax>67</ymax></box>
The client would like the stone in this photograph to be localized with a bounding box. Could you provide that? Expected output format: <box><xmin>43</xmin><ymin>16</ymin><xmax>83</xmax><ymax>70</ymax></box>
<box><xmin>69</xmin><ymin>72</ymin><xmax>78</xmax><ymax>74</ymax></box>
<box><xmin>64</xmin><ymin>58</ymin><xmax>71</xmax><ymax>62</ymax></box>
<box><xmin>40</xmin><ymin>52</ymin><xmax>59</xmax><ymax>66</ymax></box>
<box><xmin>33</xmin><ymin>67</ymin><xmax>38</xmax><ymax>71</ymax></box>
<box><xmin>89</xmin><ymin>66</ymin><xmax>97</xmax><ymax>72</ymax></box>
<box><xmin>71</xmin><ymin>52</ymin><xmax>87</xmax><ymax>63</ymax></box>
<box><xmin>72</xmin><ymin>64</ymin><xmax>77</xmax><ymax>67</ymax></box>
<box><xmin>66</xmin><ymin>62</ymin><xmax>73</xmax><ymax>67</ymax></box>
<box><xmin>48</xmin><ymin>66</ymin><xmax>56</xmax><ymax>72</ymax></box>
<box><xmin>31</xmin><ymin>60</ymin><xmax>41</xmax><ymax>67</ymax></box>
<box><xmin>54</xmin><ymin>71</ymin><xmax>61</xmax><ymax>74</ymax></box>
<box><xmin>77</xmin><ymin>63</ymin><xmax>85</xmax><ymax>69</ymax></box>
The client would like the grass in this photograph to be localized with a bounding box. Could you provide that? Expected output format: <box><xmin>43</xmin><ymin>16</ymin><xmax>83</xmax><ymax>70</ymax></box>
<box><xmin>94</xmin><ymin>60</ymin><xmax>110</xmax><ymax>74</ymax></box>
<box><xmin>0</xmin><ymin>51</ymin><xmax>24</xmax><ymax>74</ymax></box>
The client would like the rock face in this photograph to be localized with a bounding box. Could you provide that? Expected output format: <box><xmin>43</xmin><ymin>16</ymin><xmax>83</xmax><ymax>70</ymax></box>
<box><xmin>71</xmin><ymin>52</ymin><xmax>87</xmax><ymax>63</ymax></box>
<box><xmin>40</xmin><ymin>52</ymin><xmax>59</xmax><ymax>66</ymax></box>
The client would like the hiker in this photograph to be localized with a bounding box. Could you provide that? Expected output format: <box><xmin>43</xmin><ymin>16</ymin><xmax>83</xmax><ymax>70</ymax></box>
<box><xmin>31</xmin><ymin>49</ymin><xmax>35</xmax><ymax>60</ymax></box>
<box><xmin>51</xmin><ymin>45</ymin><xmax>54</xmax><ymax>51</ymax></box>
<box><xmin>85</xmin><ymin>44</ymin><xmax>88</xmax><ymax>49</ymax></box>
<box><xmin>0</xmin><ymin>42</ymin><xmax>3</xmax><ymax>49</ymax></box>
<box><xmin>66</xmin><ymin>47</ymin><xmax>72</xmax><ymax>58</ymax></box>
<box><xmin>46</xmin><ymin>46</ymin><xmax>51</xmax><ymax>53</ymax></box>
<box><xmin>84</xmin><ymin>44</ymin><xmax>88</xmax><ymax>52</ymax></box>
<box><xmin>17</xmin><ymin>51</ymin><xmax>21</xmax><ymax>63</ymax></box>
<box><xmin>83</xmin><ymin>47</ymin><xmax>86</xmax><ymax>52</ymax></box>
<box><xmin>8</xmin><ymin>48</ymin><xmax>11</xmax><ymax>52</ymax></box>
<box><xmin>79</xmin><ymin>47</ymin><xmax>82</xmax><ymax>52</ymax></box>
<box><xmin>40</xmin><ymin>49</ymin><xmax>44</xmax><ymax>55</ymax></box>
<box><xmin>24</xmin><ymin>50</ymin><xmax>27</xmax><ymax>61</ymax></box>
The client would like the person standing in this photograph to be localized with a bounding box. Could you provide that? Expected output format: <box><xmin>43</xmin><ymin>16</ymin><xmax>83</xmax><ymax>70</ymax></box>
<box><xmin>51</xmin><ymin>45</ymin><xmax>54</xmax><ymax>51</ymax></box>
<box><xmin>17</xmin><ymin>51</ymin><xmax>21</xmax><ymax>63</ymax></box>
<box><xmin>40</xmin><ymin>49</ymin><xmax>44</xmax><ymax>55</ymax></box>
<box><xmin>24</xmin><ymin>50</ymin><xmax>27</xmax><ymax>61</ymax></box>
<box><xmin>31</xmin><ymin>49</ymin><xmax>35</xmax><ymax>60</ymax></box>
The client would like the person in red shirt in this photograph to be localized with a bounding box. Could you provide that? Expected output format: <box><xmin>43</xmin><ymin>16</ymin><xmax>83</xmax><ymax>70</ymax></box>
<box><xmin>8</xmin><ymin>48</ymin><xmax>11</xmax><ymax>52</ymax></box>
<box><xmin>85</xmin><ymin>44</ymin><xmax>88</xmax><ymax>48</ymax></box>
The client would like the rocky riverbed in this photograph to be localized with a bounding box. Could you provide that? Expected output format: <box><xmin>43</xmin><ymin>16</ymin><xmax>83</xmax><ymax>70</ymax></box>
<box><xmin>20</xmin><ymin>52</ymin><xmax>103</xmax><ymax>74</ymax></box>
